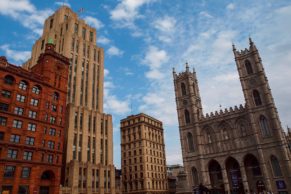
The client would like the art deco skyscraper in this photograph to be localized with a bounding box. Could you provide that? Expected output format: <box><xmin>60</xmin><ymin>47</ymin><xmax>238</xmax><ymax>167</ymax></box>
<box><xmin>120</xmin><ymin>113</ymin><xmax>168</xmax><ymax>194</ymax></box>
<box><xmin>24</xmin><ymin>6</ymin><xmax>115</xmax><ymax>194</ymax></box>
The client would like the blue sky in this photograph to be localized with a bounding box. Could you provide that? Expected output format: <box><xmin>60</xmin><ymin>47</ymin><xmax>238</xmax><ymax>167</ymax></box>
<box><xmin>1</xmin><ymin>0</ymin><xmax>291</xmax><ymax>168</ymax></box>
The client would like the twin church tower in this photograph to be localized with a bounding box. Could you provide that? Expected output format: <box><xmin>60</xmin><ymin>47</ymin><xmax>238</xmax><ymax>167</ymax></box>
<box><xmin>173</xmin><ymin>39</ymin><xmax>291</xmax><ymax>193</ymax></box>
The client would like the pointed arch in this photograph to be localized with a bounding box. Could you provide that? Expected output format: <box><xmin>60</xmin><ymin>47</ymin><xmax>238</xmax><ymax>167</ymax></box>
<box><xmin>181</xmin><ymin>82</ymin><xmax>187</xmax><ymax>96</ymax></box>
<box><xmin>253</xmin><ymin>90</ymin><xmax>262</xmax><ymax>106</ymax></box>
<box><xmin>187</xmin><ymin>132</ymin><xmax>195</xmax><ymax>152</ymax></box>
<box><xmin>184</xmin><ymin>109</ymin><xmax>190</xmax><ymax>124</ymax></box>
<box><xmin>270</xmin><ymin>155</ymin><xmax>282</xmax><ymax>177</ymax></box>
<box><xmin>259</xmin><ymin>115</ymin><xmax>272</xmax><ymax>137</ymax></box>
<box><xmin>245</xmin><ymin>60</ymin><xmax>253</xmax><ymax>74</ymax></box>
<box><xmin>4</xmin><ymin>75</ymin><xmax>15</xmax><ymax>85</ymax></box>
<box><xmin>191</xmin><ymin>167</ymin><xmax>199</xmax><ymax>186</ymax></box>
<box><xmin>208</xmin><ymin>160</ymin><xmax>223</xmax><ymax>189</ymax></box>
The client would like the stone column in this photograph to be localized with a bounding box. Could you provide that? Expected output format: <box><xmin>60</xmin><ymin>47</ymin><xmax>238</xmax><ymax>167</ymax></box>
<box><xmin>240</xmin><ymin>164</ymin><xmax>250</xmax><ymax>193</ymax></box>
<box><xmin>222</xmin><ymin>168</ymin><xmax>231</xmax><ymax>194</ymax></box>
<box><xmin>257</xmin><ymin>149</ymin><xmax>272</xmax><ymax>191</ymax></box>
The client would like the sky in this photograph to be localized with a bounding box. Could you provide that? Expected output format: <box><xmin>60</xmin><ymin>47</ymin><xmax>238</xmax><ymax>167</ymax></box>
<box><xmin>0</xmin><ymin>0</ymin><xmax>291</xmax><ymax>168</ymax></box>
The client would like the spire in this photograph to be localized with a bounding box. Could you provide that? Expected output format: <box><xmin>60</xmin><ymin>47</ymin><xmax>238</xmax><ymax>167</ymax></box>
<box><xmin>172</xmin><ymin>67</ymin><xmax>176</xmax><ymax>75</ymax></box>
<box><xmin>249</xmin><ymin>36</ymin><xmax>254</xmax><ymax>46</ymax></box>
<box><xmin>185</xmin><ymin>62</ymin><xmax>189</xmax><ymax>72</ymax></box>
<box><xmin>232</xmin><ymin>42</ymin><xmax>236</xmax><ymax>51</ymax></box>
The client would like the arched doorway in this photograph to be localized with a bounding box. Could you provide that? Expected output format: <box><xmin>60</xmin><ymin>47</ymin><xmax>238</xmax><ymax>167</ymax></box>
<box><xmin>225</xmin><ymin>157</ymin><xmax>244</xmax><ymax>193</ymax></box>
<box><xmin>40</xmin><ymin>170</ymin><xmax>55</xmax><ymax>194</ymax></box>
<box><xmin>244</xmin><ymin>154</ymin><xmax>263</xmax><ymax>193</ymax></box>
<box><xmin>208</xmin><ymin>160</ymin><xmax>224</xmax><ymax>192</ymax></box>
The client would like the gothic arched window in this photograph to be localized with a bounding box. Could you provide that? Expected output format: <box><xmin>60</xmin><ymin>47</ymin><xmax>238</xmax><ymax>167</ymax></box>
<box><xmin>259</xmin><ymin>115</ymin><xmax>272</xmax><ymax>137</ymax></box>
<box><xmin>181</xmin><ymin>82</ymin><xmax>187</xmax><ymax>96</ymax></box>
<box><xmin>191</xmin><ymin>167</ymin><xmax>199</xmax><ymax>186</ymax></box>
<box><xmin>270</xmin><ymin>155</ymin><xmax>282</xmax><ymax>177</ymax></box>
<box><xmin>245</xmin><ymin>60</ymin><xmax>253</xmax><ymax>74</ymax></box>
<box><xmin>184</xmin><ymin>109</ymin><xmax>190</xmax><ymax>124</ymax></box>
<box><xmin>187</xmin><ymin>132</ymin><xmax>195</xmax><ymax>152</ymax></box>
<box><xmin>253</xmin><ymin>90</ymin><xmax>262</xmax><ymax>106</ymax></box>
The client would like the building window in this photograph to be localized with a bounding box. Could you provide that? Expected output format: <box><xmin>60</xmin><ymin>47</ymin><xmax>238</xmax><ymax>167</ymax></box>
<box><xmin>48</xmin><ymin>154</ymin><xmax>53</xmax><ymax>163</ymax></box>
<box><xmin>18</xmin><ymin>186</ymin><xmax>29</xmax><ymax>194</ymax></box>
<box><xmin>1</xmin><ymin>90</ymin><xmax>11</xmax><ymax>98</ymax></box>
<box><xmin>49</xmin><ymin>18</ymin><xmax>54</xmax><ymax>29</ymax></box>
<box><xmin>19</xmin><ymin>81</ymin><xmax>28</xmax><ymax>90</ymax></box>
<box><xmin>82</xmin><ymin>28</ymin><xmax>86</xmax><ymax>39</ymax></box>
<box><xmin>7</xmin><ymin>149</ymin><xmax>18</xmax><ymax>159</ymax></box>
<box><xmin>28</xmin><ymin>110</ymin><xmax>37</xmax><ymax>119</ymax></box>
<box><xmin>187</xmin><ymin>132</ymin><xmax>195</xmax><ymax>152</ymax></box>
<box><xmin>23</xmin><ymin>151</ymin><xmax>33</xmax><ymax>160</ymax></box>
<box><xmin>181</xmin><ymin>83</ymin><xmax>187</xmax><ymax>95</ymax></box>
<box><xmin>30</xmin><ymin>99</ymin><xmax>39</xmax><ymax>106</ymax></box>
<box><xmin>13</xmin><ymin>120</ymin><xmax>23</xmax><ymax>128</ymax></box>
<box><xmin>27</xmin><ymin>123</ymin><xmax>36</xmax><ymax>131</ymax></box>
<box><xmin>0</xmin><ymin>116</ymin><xmax>7</xmax><ymax>126</ymax></box>
<box><xmin>51</xmin><ymin>104</ymin><xmax>57</xmax><ymax>112</ymax></box>
<box><xmin>4</xmin><ymin>166</ymin><xmax>16</xmax><ymax>177</ymax></box>
<box><xmin>184</xmin><ymin>109</ymin><xmax>190</xmax><ymax>124</ymax></box>
<box><xmin>74</xmin><ymin>23</ymin><xmax>78</xmax><ymax>34</ymax></box>
<box><xmin>245</xmin><ymin>60</ymin><xmax>253</xmax><ymax>74</ymax></box>
<box><xmin>259</xmin><ymin>115</ymin><xmax>272</xmax><ymax>137</ymax></box>
<box><xmin>53</xmin><ymin>92</ymin><xmax>59</xmax><ymax>101</ymax></box>
<box><xmin>21</xmin><ymin>167</ymin><xmax>31</xmax><ymax>178</ymax></box>
<box><xmin>32</xmin><ymin>86</ymin><xmax>41</xmax><ymax>94</ymax></box>
<box><xmin>10</xmin><ymin>134</ymin><xmax>20</xmax><ymax>143</ymax></box>
<box><xmin>90</xmin><ymin>31</ymin><xmax>93</xmax><ymax>42</ymax></box>
<box><xmin>50</xmin><ymin>116</ymin><xmax>56</xmax><ymax>124</ymax></box>
<box><xmin>14</xmin><ymin>107</ymin><xmax>24</xmax><ymax>115</ymax></box>
<box><xmin>49</xmin><ymin>128</ymin><xmax>56</xmax><ymax>136</ymax></box>
<box><xmin>270</xmin><ymin>155</ymin><xmax>282</xmax><ymax>177</ymax></box>
<box><xmin>0</xmin><ymin>132</ymin><xmax>4</xmax><ymax>140</ymax></box>
<box><xmin>0</xmin><ymin>102</ymin><xmax>9</xmax><ymax>111</ymax></box>
<box><xmin>25</xmin><ymin>137</ymin><xmax>35</xmax><ymax>145</ymax></box>
<box><xmin>253</xmin><ymin>90</ymin><xmax>262</xmax><ymax>106</ymax></box>
<box><xmin>16</xmin><ymin>94</ymin><xmax>26</xmax><ymax>102</ymax></box>
<box><xmin>4</xmin><ymin>75</ymin><xmax>15</xmax><ymax>85</ymax></box>
<box><xmin>48</xmin><ymin>141</ymin><xmax>55</xmax><ymax>149</ymax></box>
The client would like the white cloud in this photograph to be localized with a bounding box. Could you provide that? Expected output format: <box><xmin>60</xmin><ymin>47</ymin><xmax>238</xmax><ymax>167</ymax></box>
<box><xmin>0</xmin><ymin>0</ymin><xmax>53</xmax><ymax>35</ymax></box>
<box><xmin>142</xmin><ymin>46</ymin><xmax>168</xmax><ymax>80</ymax></box>
<box><xmin>153</xmin><ymin>16</ymin><xmax>176</xmax><ymax>32</ymax></box>
<box><xmin>110</xmin><ymin>0</ymin><xmax>155</xmax><ymax>27</ymax></box>
<box><xmin>104</xmin><ymin>69</ymin><xmax>110</xmax><ymax>77</ymax></box>
<box><xmin>54</xmin><ymin>1</ymin><xmax>71</xmax><ymax>7</ymax></box>
<box><xmin>0</xmin><ymin>44</ymin><xmax>31</xmax><ymax>64</ymax></box>
<box><xmin>84</xmin><ymin>16</ymin><xmax>103</xmax><ymax>30</ymax></box>
<box><xmin>97</xmin><ymin>36</ymin><xmax>111</xmax><ymax>45</ymax></box>
<box><xmin>107</xmin><ymin>46</ymin><xmax>124</xmax><ymax>57</ymax></box>
<box><xmin>199</xmin><ymin>11</ymin><xmax>213</xmax><ymax>18</ymax></box>
<box><xmin>226</xmin><ymin>3</ymin><xmax>235</xmax><ymax>11</ymax></box>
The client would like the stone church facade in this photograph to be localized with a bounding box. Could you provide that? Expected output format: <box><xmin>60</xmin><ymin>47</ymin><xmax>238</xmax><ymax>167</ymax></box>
<box><xmin>173</xmin><ymin>39</ymin><xmax>291</xmax><ymax>194</ymax></box>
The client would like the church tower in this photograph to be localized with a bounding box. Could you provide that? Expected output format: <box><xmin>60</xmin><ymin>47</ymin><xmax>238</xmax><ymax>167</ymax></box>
<box><xmin>173</xmin><ymin>63</ymin><xmax>205</xmax><ymax>190</ymax></box>
<box><xmin>233</xmin><ymin>38</ymin><xmax>291</xmax><ymax>190</ymax></box>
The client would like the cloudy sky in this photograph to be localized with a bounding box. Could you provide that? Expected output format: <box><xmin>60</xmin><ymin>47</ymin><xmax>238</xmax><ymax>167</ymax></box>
<box><xmin>0</xmin><ymin>0</ymin><xmax>291</xmax><ymax>168</ymax></box>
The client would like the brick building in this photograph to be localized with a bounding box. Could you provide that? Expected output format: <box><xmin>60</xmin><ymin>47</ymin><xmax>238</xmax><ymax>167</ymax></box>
<box><xmin>0</xmin><ymin>43</ymin><xmax>69</xmax><ymax>194</ymax></box>
<box><xmin>120</xmin><ymin>113</ymin><xmax>168</xmax><ymax>194</ymax></box>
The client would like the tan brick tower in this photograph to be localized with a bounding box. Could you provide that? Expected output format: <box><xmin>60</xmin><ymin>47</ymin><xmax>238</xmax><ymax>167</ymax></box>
<box><xmin>23</xmin><ymin>6</ymin><xmax>115</xmax><ymax>194</ymax></box>
<box><xmin>120</xmin><ymin>113</ymin><xmax>168</xmax><ymax>194</ymax></box>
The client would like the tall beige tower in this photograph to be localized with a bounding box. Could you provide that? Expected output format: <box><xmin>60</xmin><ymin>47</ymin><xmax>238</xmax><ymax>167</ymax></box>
<box><xmin>24</xmin><ymin>6</ymin><xmax>115</xmax><ymax>194</ymax></box>
<box><xmin>120</xmin><ymin>113</ymin><xmax>168</xmax><ymax>194</ymax></box>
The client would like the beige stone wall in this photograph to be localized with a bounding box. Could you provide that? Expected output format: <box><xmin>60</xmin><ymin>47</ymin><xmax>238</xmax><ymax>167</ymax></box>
<box><xmin>24</xmin><ymin>6</ymin><xmax>115</xmax><ymax>194</ymax></box>
<box><xmin>120</xmin><ymin>113</ymin><xmax>168</xmax><ymax>193</ymax></box>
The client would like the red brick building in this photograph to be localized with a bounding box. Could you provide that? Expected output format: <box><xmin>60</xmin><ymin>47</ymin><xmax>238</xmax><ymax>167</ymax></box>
<box><xmin>0</xmin><ymin>43</ymin><xmax>69</xmax><ymax>194</ymax></box>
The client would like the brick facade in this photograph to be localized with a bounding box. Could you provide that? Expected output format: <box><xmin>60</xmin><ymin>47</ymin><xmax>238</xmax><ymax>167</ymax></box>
<box><xmin>0</xmin><ymin>43</ymin><xmax>69</xmax><ymax>194</ymax></box>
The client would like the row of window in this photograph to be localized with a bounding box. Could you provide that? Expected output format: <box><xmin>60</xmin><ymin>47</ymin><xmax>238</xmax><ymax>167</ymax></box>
<box><xmin>5</xmin><ymin>149</ymin><xmax>58</xmax><ymax>163</ymax></box>
<box><xmin>3</xmin><ymin>166</ymin><xmax>31</xmax><ymax>178</ymax></box>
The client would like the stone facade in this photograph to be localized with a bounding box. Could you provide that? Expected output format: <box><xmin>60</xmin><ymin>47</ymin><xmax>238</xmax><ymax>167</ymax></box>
<box><xmin>23</xmin><ymin>6</ymin><xmax>115</xmax><ymax>194</ymax></box>
<box><xmin>0</xmin><ymin>43</ymin><xmax>69</xmax><ymax>194</ymax></box>
<box><xmin>120</xmin><ymin>113</ymin><xmax>168</xmax><ymax>194</ymax></box>
<box><xmin>173</xmin><ymin>39</ymin><xmax>291</xmax><ymax>194</ymax></box>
